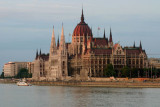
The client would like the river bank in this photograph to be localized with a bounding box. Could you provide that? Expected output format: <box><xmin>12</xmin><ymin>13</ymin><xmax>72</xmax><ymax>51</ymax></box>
<box><xmin>1</xmin><ymin>78</ymin><xmax>160</xmax><ymax>88</ymax></box>
<box><xmin>30</xmin><ymin>81</ymin><xmax>160</xmax><ymax>88</ymax></box>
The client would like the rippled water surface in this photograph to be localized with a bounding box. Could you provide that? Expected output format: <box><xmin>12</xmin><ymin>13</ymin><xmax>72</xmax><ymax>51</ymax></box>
<box><xmin>0</xmin><ymin>84</ymin><xmax>160</xmax><ymax>107</ymax></box>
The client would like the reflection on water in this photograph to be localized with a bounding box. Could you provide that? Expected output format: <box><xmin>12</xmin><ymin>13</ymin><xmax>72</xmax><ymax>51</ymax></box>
<box><xmin>0</xmin><ymin>84</ymin><xmax>160</xmax><ymax>107</ymax></box>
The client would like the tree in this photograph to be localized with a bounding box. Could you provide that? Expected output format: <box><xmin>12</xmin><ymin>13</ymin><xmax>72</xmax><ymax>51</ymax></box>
<box><xmin>143</xmin><ymin>68</ymin><xmax>148</xmax><ymax>78</ymax></box>
<box><xmin>157</xmin><ymin>69</ymin><xmax>160</xmax><ymax>78</ymax></box>
<box><xmin>104</xmin><ymin>64</ymin><xmax>115</xmax><ymax>77</ymax></box>
<box><xmin>152</xmin><ymin>68</ymin><xmax>158</xmax><ymax>78</ymax></box>
<box><xmin>16</xmin><ymin>68</ymin><xmax>32</xmax><ymax>78</ymax></box>
<box><xmin>0</xmin><ymin>72</ymin><xmax>4</xmax><ymax>78</ymax></box>
<box><xmin>121</xmin><ymin>66</ymin><xmax>130</xmax><ymax>77</ymax></box>
<box><xmin>131</xmin><ymin>68</ymin><xmax>138</xmax><ymax>78</ymax></box>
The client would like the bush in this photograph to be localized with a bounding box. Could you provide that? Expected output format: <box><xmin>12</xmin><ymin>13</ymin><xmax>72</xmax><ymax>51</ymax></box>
<box><xmin>16</xmin><ymin>68</ymin><xmax>32</xmax><ymax>78</ymax></box>
<box><xmin>104</xmin><ymin>64</ymin><xmax>115</xmax><ymax>77</ymax></box>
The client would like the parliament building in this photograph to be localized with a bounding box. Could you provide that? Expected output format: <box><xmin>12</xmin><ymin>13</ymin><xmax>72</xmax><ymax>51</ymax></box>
<box><xmin>32</xmin><ymin>9</ymin><xmax>147</xmax><ymax>81</ymax></box>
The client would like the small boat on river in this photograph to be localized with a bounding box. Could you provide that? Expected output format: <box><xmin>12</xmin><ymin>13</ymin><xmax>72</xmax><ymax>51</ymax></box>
<box><xmin>17</xmin><ymin>78</ymin><xmax>31</xmax><ymax>86</ymax></box>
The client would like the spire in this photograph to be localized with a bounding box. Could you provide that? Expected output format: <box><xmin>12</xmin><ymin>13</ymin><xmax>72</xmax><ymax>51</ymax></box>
<box><xmin>61</xmin><ymin>23</ymin><xmax>64</xmax><ymax>36</ymax></box>
<box><xmin>36</xmin><ymin>49</ymin><xmax>38</xmax><ymax>59</ymax></box>
<box><xmin>57</xmin><ymin>35</ymin><xmax>59</xmax><ymax>48</ymax></box>
<box><xmin>133</xmin><ymin>41</ymin><xmax>135</xmax><ymax>48</ymax></box>
<box><xmin>109</xmin><ymin>27</ymin><xmax>113</xmax><ymax>43</ymax></box>
<box><xmin>39</xmin><ymin>49</ymin><xmax>41</xmax><ymax>56</ymax></box>
<box><xmin>81</xmin><ymin>8</ymin><xmax>84</xmax><ymax>23</ymax></box>
<box><xmin>59</xmin><ymin>23</ymin><xmax>66</xmax><ymax>51</ymax></box>
<box><xmin>50</xmin><ymin>26</ymin><xmax>57</xmax><ymax>56</ymax></box>
<box><xmin>140</xmin><ymin>41</ymin><xmax>142</xmax><ymax>49</ymax></box>
<box><xmin>103</xmin><ymin>28</ymin><xmax>106</xmax><ymax>38</ymax></box>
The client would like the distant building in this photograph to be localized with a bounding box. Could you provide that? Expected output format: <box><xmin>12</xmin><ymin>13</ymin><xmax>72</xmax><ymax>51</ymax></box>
<box><xmin>148</xmin><ymin>58</ymin><xmax>160</xmax><ymax>69</ymax></box>
<box><xmin>27</xmin><ymin>62</ymin><xmax>34</xmax><ymax>74</ymax></box>
<box><xmin>3</xmin><ymin>62</ymin><xmax>29</xmax><ymax>77</ymax></box>
<box><xmin>32</xmin><ymin>9</ymin><xmax>148</xmax><ymax>81</ymax></box>
<box><xmin>3</xmin><ymin>62</ymin><xmax>15</xmax><ymax>77</ymax></box>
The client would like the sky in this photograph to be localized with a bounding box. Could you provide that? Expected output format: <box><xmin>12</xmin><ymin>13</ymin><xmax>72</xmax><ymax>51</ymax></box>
<box><xmin>0</xmin><ymin>0</ymin><xmax>160</xmax><ymax>72</ymax></box>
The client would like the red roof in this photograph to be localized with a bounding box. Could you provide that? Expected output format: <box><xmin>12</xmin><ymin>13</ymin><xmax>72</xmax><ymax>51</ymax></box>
<box><xmin>92</xmin><ymin>48</ymin><xmax>112</xmax><ymax>55</ymax></box>
<box><xmin>73</xmin><ymin>22</ymin><xmax>92</xmax><ymax>36</ymax></box>
<box><xmin>73</xmin><ymin>9</ymin><xmax>92</xmax><ymax>36</ymax></box>
<box><xmin>93</xmin><ymin>38</ymin><xmax>108</xmax><ymax>47</ymax></box>
<box><xmin>125</xmin><ymin>49</ymin><xmax>141</xmax><ymax>54</ymax></box>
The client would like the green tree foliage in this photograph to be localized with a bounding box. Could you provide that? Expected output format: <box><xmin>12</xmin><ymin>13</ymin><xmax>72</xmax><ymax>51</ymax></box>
<box><xmin>121</xmin><ymin>66</ymin><xmax>130</xmax><ymax>77</ymax></box>
<box><xmin>157</xmin><ymin>69</ymin><xmax>160</xmax><ymax>78</ymax></box>
<box><xmin>143</xmin><ymin>68</ymin><xmax>148</xmax><ymax>77</ymax></box>
<box><xmin>0</xmin><ymin>72</ymin><xmax>4</xmax><ymax>78</ymax></box>
<box><xmin>152</xmin><ymin>68</ymin><xmax>158</xmax><ymax>78</ymax></box>
<box><xmin>104</xmin><ymin>64</ymin><xmax>115</xmax><ymax>77</ymax></box>
<box><xmin>16</xmin><ymin>68</ymin><xmax>32</xmax><ymax>78</ymax></box>
<box><xmin>131</xmin><ymin>68</ymin><xmax>138</xmax><ymax>78</ymax></box>
<box><xmin>139</xmin><ymin>69</ymin><xmax>145</xmax><ymax>77</ymax></box>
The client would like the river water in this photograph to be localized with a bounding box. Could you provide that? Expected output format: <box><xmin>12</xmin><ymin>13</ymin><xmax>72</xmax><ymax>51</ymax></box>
<box><xmin>0</xmin><ymin>84</ymin><xmax>160</xmax><ymax>107</ymax></box>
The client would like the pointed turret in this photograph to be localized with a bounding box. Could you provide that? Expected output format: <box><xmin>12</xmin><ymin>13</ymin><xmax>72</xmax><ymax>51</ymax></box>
<box><xmin>59</xmin><ymin>23</ymin><xmax>68</xmax><ymax>77</ymax></box>
<box><xmin>109</xmin><ymin>28</ymin><xmax>113</xmax><ymax>43</ymax></box>
<box><xmin>57</xmin><ymin>35</ymin><xmax>59</xmax><ymax>49</ymax></box>
<box><xmin>103</xmin><ymin>29</ymin><xmax>106</xmax><ymax>38</ymax></box>
<box><xmin>39</xmin><ymin>49</ymin><xmax>41</xmax><ymax>56</ymax></box>
<box><xmin>36</xmin><ymin>49</ymin><xmax>38</xmax><ymax>59</ymax></box>
<box><xmin>108</xmin><ymin>28</ymin><xmax>113</xmax><ymax>47</ymax></box>
<box><xmin>139</xmin><ymin>41</ymin><xmax>142</xmax><ymax>49</ymax></box>
<box><xmin>133</xmin><ymin>41</ymin><xmax>135</xmax><ymax>48</ymax></box>
<box><xmin>59</xmin><ymin>23</ymin><xmax>66</xmax><ymax>51</ymax></box>
<box><xmin>81</xmin><ymin>8</ymin><xmax>84</xmax><ymax>23</ymax></box>
<box><xmin>50</xmin><ymin>26</ymin><xmax>57</xmax><ymax>56</ymax></box>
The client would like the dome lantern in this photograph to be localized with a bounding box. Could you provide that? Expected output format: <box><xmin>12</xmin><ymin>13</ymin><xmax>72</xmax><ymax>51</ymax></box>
<box><xmin>73</xmin><ymin>9</ymin><xmax>92</xmax><ymax>37</ymax></box>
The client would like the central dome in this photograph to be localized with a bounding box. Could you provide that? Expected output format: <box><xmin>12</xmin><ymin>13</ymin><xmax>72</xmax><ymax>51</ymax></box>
<box><xmin>73</xmin><ymin>9</ymin><xmax>92</xmax><ymax>36</ymax></box>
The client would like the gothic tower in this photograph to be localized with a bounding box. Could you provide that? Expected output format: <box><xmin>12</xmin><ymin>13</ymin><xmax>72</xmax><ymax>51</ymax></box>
<box><xmin>47</xmin><ymin>25</ymin><xmax>68</xmax><ymax>80</ymax></box>
<box><xmin>48</xmin><ymin>26</ymin><xmax>59</xmax><ymax>80</ymax></box>
<box><xmin>58</xmin><ymin>24</ymin><xmax>68</xmax><ymax>78</ymax></box>
<box><xmin>49</xmin><ymin>26</ymin><xmax>57</xmax><ymax>56</ymax></box>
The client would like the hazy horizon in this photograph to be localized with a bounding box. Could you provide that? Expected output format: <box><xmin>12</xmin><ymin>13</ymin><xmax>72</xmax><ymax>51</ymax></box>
<box><xmin>0</xmin><ymin>0</ymin><xmax>160</xmax><ymax>72</ymax></box>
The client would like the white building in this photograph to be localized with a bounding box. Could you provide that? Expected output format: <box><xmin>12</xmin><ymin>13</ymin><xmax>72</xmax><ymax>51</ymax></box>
<box><xmin>3</xmin><ymin>62</ymin><xmax>29</xmax><ymax>77</ymax></box>
<box><xmin>3</xmin><ymin>62</ymin><xmax>15</xmax><ymax>77</ymax></box>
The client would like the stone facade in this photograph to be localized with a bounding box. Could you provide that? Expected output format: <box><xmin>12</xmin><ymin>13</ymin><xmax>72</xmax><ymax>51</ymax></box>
<box><xmin>32</xmin><ymin>25</ymin><xmax>68</xmax><ymax>81</ymax></box>
<box><xmin>32</xmin><ymin>9</ymin><xmax>147</xmax><ymax>81</ymax></box>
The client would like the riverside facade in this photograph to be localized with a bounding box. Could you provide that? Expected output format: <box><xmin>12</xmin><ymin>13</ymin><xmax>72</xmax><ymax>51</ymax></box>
<box><xmin>32</xmin><ymin>9</ymin><xmax>147</xmax><ymax>81</ymax></box>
